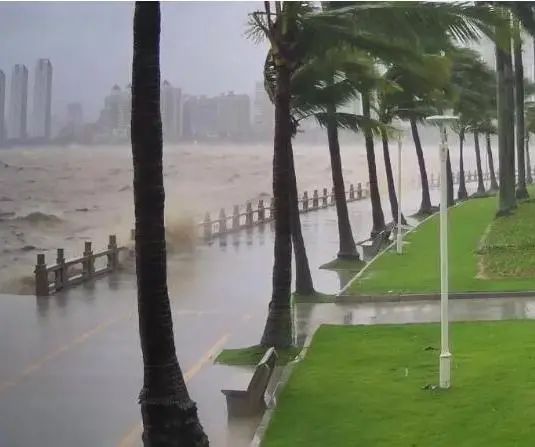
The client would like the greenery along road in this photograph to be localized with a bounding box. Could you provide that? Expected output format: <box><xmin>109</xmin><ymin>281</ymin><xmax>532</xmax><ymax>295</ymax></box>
<box><xmin>347</xmin><ymin>190</ymin><xmax>535</xmax><ymax>296</ymax></box>
<box><xmin>263</xmin><ymin>322</ymin><xmax>535</xmax><ymax>447</ymax></box>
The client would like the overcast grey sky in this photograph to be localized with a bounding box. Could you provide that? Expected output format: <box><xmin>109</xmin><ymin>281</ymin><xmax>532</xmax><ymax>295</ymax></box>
<box><xmin>0</xmin><ymin>1</ymin><xmax>267</xmax><ymax>121</ymax></box>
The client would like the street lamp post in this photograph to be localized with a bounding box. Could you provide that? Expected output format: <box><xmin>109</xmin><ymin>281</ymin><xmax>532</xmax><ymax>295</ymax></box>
<box><xmin>396</xmin><ymin>136</ymin><xmax>403</xmax><ymax>254</ymax></box>
<box><xmin>426</xmin><ymin>112</ymin><xmax>458</xmax><ymax>389</ymax></box>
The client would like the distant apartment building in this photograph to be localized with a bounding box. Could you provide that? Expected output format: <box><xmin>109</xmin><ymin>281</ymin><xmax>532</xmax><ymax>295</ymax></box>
<box><xmin>161</xmin><ymin>80</ymin><xmax>179</xmax><ymax>141</ymax></box>
<box><xmin>8</xmin><ymin>64</ymin><xmax>28</xmax><ymax>140</ymax></box>
<box><xmin>31</xmin><ymin>58</ymin><xmax>53</xmax><ymax>139</ymax></box>
<box><xmin>216</xmin><ymin>92</ymin><xmax>250</xmax><ymax>138</ymax></box>
<box><xmin>97</xmin><ymin>84</ymin><xmax>131</xmax><ymax>140</ymax></box>
<box><xmin>67</xmin><ymin>102</ymin><xmax>84</xmax><ymax>129</ymax></box>
<box><xmin>253</xmin><ymin>81</ymin><xmax>274</xmax><ymax>137</ymax></box>
<box><xmin>183</xmin><ymin>92</ymin><xmax>251</xmax><ymax>140</ymax></box>
<box><xmin>0</xmin><ymin>70</ymin><xmax>5</xmax><ymax>145</ymax></box>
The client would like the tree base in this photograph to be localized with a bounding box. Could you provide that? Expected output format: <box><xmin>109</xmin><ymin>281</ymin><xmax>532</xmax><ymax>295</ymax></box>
<box><xmin>337</xmin><ymin>251</ymin><xmax>361</xmax><ymax>261</ymax></box>
<box><xmin>140</xmin><ymin>398</ymin><xmax>209</xmax><ymax>447</ymax></box>
<box><xmin>260</xmin><ymin>302</ymin><xmax>292</xmax><ymax>349</ymax></box>
<box><xmin>495</xmin><ymin>208</ymin><xmax>513</xmax><ymax>218</ymax></box>
<box><xmin>516</xmin><ymin>188</ymin><xmax>529</xmax><ymax>200</ymax></box>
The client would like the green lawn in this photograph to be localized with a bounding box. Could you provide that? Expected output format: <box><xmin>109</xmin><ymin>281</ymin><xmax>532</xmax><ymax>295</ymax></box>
<box><xmin>263</xmin><ymin>322</ymin><xmax>535</xmax><ymax>447</ymax></box>
<box><xmin>347</xmin><ymin>193</ymin><xmax>535</xmax><ymax>295</ymax></box>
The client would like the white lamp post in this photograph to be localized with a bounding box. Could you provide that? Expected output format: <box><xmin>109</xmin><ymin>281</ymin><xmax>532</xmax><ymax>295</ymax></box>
<box><xmin>396</xmin><ymin>135</ymin><xmax>403</xmax><ymax>254</ymax></box>
<box><xmin>426</xmin><ymin>111</ymin><xmax>458</xmax><ymax>389</ymax></box>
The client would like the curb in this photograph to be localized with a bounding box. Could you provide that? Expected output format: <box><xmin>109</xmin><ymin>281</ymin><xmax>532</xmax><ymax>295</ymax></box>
<box><xmin>336</xmin><ymin>290</ymin><xmax>535</xmax><ymax>303</ymax></box>
<box><xmin>250</xmin><ymin>332</ymin><xmax>316</xmax><ymax>447</ymax></box>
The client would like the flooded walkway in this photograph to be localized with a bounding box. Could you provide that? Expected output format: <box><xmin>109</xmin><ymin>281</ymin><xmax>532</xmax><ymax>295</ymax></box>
<box><xmin>0</xmin><ymin>185</ymin><xmax>513</xmax><ymax>447</ymax></box>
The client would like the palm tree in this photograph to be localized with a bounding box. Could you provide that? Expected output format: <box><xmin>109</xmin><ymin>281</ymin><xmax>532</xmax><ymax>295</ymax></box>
<box><xmin>496</xmin><ymin>31</ymin><xmax>517</xmax><ymax>215</ymax></box>
<box><xmin>362</xmin><ymin>90</ymin><xmax>386</xmax><ymax>236</ymax></box>
<box><xmin>473</xmin><ymin>131</ymin><xmax>486</xmax><ymax>194</ymax></box>
<box><xmin>263</xmin><ymin>51</ymin><xmax>316</xmax><ymax>296</ymax></box>
<box><xmin>513</xmin><ymin>17</ymin><xmax>529</xmax><ymax>198</ymax></box>
<box><xmin>288</xmin><ymin>137</ymin><xmax>315</xmax><ymax>295</ymax></box>
<box><xmin>252</xmin><ymin>2</ymin><xmax>296</xmax><ymax>348</ymax></box>
<box><xmin>453</xmin><ymin>124</ymin><xmax>468</xmax><ymax>200</ymax></box>
<box><xmin>131</xmin><ymin>3</ymin><xmax>208</xmax><ymax>445</ymax></box>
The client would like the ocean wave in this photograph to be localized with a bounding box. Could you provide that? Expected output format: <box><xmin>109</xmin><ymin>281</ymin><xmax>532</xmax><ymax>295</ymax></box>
<box><xmin>11</xmin><ymin>212</ymin><xmax>63</xmax><ymax>225</ymax></box>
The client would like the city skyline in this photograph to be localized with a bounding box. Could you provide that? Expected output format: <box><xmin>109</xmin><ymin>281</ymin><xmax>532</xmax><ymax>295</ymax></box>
<box><xmin>0</xmin><ymin>2</ymin><xmax>267</xmax><ymax>121</ymax></box>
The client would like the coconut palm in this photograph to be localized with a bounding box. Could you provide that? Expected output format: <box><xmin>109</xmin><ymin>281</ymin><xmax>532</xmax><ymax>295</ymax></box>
<box><xmin>513</xmin><ymin>17</ymin><xmax>529</xmax><ymax>198</ymax></box>
<box><xmin>131</xmin><ymin>3</ymin><xmax>208</xmax><ymax>445</ymax></box>
<box><xmin>252</xmin><ymin>0</ymin><xmax>505</xmax><ymax>345</ymax></box>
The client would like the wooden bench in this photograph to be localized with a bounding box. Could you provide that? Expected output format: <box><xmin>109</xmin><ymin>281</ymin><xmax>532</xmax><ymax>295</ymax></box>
<box><xmin>221</xmin><ymin>347</ymin><xmax>278</xmax><ymax>417</ymax></box>
<box><xmin>358</xmin><ymin>229</ymin><xmax>391</xmax><ymax>260</ymax></box>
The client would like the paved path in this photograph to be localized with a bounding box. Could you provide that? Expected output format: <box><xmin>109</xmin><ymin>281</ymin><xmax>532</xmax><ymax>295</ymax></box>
<box><xmin>0</xmin><ymin>186</ymin><xmax>501</xmax><ymax>447</ymax></box>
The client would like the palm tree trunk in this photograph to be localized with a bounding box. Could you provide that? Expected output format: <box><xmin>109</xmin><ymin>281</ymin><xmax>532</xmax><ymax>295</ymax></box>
<box><xmin>514</xmin><ymin>22</ymin><xmax>528</xmax><ymax>198</ymax></box>
<box><xmin>457</xmin><ymin>129</ymin><xmax>468</xmax><ymax>200</ymax></box>
<box><xmin>496</xmin><ymin>40</ymin><xmax>517</xmax><ymax>215</ymax></box>
<box><xmin>362</xmin><ymin>91</ymin><xmax>386</xmax><ymax>236</ymax></box>
<box><xmin>288</xmin><ymin>139</ymin><xmax>315</xmax><ymax>295</ymax></box>
<box><xmin>446</xmin><ymin>149</ymin><xmax>454</xmax><ymax>207</ymax></box>
<box><xmin>131</xmin><ymin>4</ymin><xmax>209</xmax><ymax>445</ymax></box>
<box><xmin>260</xmin><ymin>60</ymin><xmax>293</xmax><ymax>348</ymax></box>
<box><xmin>409</xmin><ymin>118</ymin><xmax>432</xmax><ymax>214</ymax></box>
<box><xmin>381</xmin><ymin>129</ymin><xmax>406</xmax><ymax>224</ymax></box>
<box><xmin>527</xmin><ymin>132</ymin><xmax>533</xmax><ymax>184</ymax></box>
<box><xmin>486</xmin><ymin>132</ymin><xmax>499</xmax><ymax>190</ymax></box>
<box><xmin>326</xmin><ymin>105</ymin><xmax>359</xmax><ymax>259</ymax></box>
<box><xmin>473</xmin><ymin>132</ymin><xmax>486</xmax><ymax>194</ymax></box>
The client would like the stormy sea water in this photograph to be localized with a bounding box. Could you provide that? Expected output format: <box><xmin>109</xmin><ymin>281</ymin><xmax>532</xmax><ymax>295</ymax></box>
<box><xmin>0</xmin><ymin>134</ymin><xmax>487</xmax><ymax>295</ymax></box>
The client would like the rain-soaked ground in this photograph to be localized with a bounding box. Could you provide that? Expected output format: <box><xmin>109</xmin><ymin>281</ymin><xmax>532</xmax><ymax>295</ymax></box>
<box><xmin>1</xmin><ymin>183</ymin><xmax>526</xmax><ymax>447</ymax></box>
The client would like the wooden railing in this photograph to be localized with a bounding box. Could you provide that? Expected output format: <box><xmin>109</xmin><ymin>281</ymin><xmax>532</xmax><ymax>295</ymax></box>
<box><xmin>34</xmin><ymin>235</ymin><xmax>129</xmax><ymax>297</ymax></box>
<box><xmin>197</xmin><ymin>182</ymin><xmax>370</xmax><ymax>240</ymax></box>
<box><xmin>429</xmin><ymin>169</ymin><xmax>498</xmax><ymax>189</ymax></box>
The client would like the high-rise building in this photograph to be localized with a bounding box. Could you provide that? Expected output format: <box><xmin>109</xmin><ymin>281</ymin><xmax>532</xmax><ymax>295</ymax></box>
<box><xmin>8</xmin><ymin>64</ymin><xmax>28</xmax><ymax>140</ymax></box>
<box><xmin>160</xmin><ymin>82</ymin><xmax>185</xmax><ymax>141</ymax></box>
<box><xmin>175</xmin><ymin>87</ymin><xmax>183</xmax><ymax>140</ymax></box>
<box><xmin>31</xmin><ymin>58</ymin><xmax>53</xmax><ymax>139</ymax></box>
<box><xmin>253</xmin><ymin>81</ymin><xmax>274</xmax><ymax>137</ymax></box>
<box><xmin>0</xmin><ymin>70</ymin><xmax>5</xmax><ymax>145</ymax></box>
<box><xmin>66</xmin><ymin>102</ymin><xmax>84</xmax><ymax>131</ymax></box>
<box><xmin>216</xmin><ymin>92</ymin><xmax>250</xmax><ymax>138</ymax></box>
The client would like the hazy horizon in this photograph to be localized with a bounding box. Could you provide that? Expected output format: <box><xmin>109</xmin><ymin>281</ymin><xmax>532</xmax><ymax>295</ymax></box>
<box><xmin>0</xmin><ymin>1</ymin><xmax>267</xmax><ymax>121</ymax></box>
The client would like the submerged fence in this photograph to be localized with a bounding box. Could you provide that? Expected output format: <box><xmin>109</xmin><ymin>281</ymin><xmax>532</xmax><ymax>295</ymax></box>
<box><xmin>34</xmin><ymin>235</ymin><xmax>129</xmax><ymax>297</ymax></box>
<box><xmin>196</xmin><ymin>182</ymin><xmax>371</xmax><ymax>240</ymax></box>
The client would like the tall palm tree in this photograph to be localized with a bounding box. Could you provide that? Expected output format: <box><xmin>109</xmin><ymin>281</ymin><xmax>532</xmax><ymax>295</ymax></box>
<box><xmin>473</xmin><ymin>131</ymin><xmax>486</xmax><ymax>194</ymax></box>
<box><xmin>454</xmin><ymin>124</ymin><xmax>468</xmax><ymax>200</ymax></box>
<box><xmin>362</xmin><ymin>90</ymin><xmax>386</xmax><ymax>236</ymax></box>
<box><xmin>496</xmin><ymin>32</ymin><xmax>517</xmax><ymax>215</ymax></box>
<box><xmin>513</xmin><ymin>17</ymin><xmax>529</xmax><ymax>198</ymax></box>
<box><xmin>131</xmin><ymin>3</ymin><xmax>208</xmax><ymax>445</ymax></box>
<box><xmin>253</xmin><ymin>2</ymin><xmax>296</xmax><ymax>348</ymax></box>
<box><xmin>288</xmin><ymin>137</ymin><xmax>315</xmax><ymax>295</ymax></box>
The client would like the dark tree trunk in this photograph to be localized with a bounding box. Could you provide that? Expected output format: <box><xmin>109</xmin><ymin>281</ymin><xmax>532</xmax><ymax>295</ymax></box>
<box><xmin>474</xmin><ymin>132</ymin><xmax>486</xmax><ymax>194</ymax></box>
<box><xmin>260</xmin><ymin>61</ymin><xmax>293</xmax><ymax>348</ymax></box>
<box><xmin>527</xmin><ymin>132</ymin><xmax>533</xmax><ymax>184</ymax></box>
<box><xmin>131</xmin><ymin>4</ymin><xmax>209</xmax><ymax>446</ymax></box>
<box><xmin>514</xmin><ymin>24</ymin><xmax>529</xmax><ymax>199</ymax></box>
<box><xmin>326</xmin><ymin>105</ymin><xmax>359</xmax><ymax>259</ymax></box>
<box><xmin>496</xmin><ymin>41</ymin><xmax>517</xmax><ymax>215</ymax></box>
<box><xmin>457</xmin><ymin>129</ymin><xmax>468</xmax><ymax>200</ymax></box>
<box><xmin>362</xmin><ymin>91</ymin><xmax>386</xmax><ymax>236</ymax></box>
<box><xmin>381</xmin><ymin>130</ymin><xmax>406</xmax><ymax>225</ymax></box>
<box><xmin>288</xmin><ymin>140</ymin><xmax>315</xmax><ymax>295</ymax></box>
<box><xmin>486</xmin><ymin>132</ymin><xmax>499</xmax><ymax>190</ymax></box>
<box><xmin>409</xmin><ymin>118</ymin><xmax>433</xmax><ymax>214</ymax></box>
<box><xmin>446</xmin><ymin>149</ymin><xmax>454</xmax><ymax>207</ymax></box>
